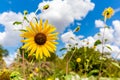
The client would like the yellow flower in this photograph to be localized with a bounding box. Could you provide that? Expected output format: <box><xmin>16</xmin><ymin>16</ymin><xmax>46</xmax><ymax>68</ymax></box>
<box><xmin>29</xmin><ymin>73</ymin><xmax>33</xmax><ymax>77</ymax></box>
<box><xmin>20</xmin><ymin>19</ymin><xmax>58</xmax><ymax>59</ymax></box>
<box><xmin>34</xmin><ymin>67</ymin><xmax>39</xmax><ymax>73</ymax></box>
<box><xmin>47</xmin><ymin>78</ymin><xmax>52</xmax><ymax>80</ymax></box>
<box><xmin>102</xmin><ymin>7</ymin><xmax>114</xmax><ymax>19</ymax></box>
<box><xmin>76</xmin><ymin>58</ymin><xmax>81</xmax><ymax>63</ymax></box>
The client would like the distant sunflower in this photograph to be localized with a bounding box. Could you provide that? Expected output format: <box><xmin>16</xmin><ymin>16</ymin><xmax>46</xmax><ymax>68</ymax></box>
<box><xmin>102</xmin><ymin>7</ymin><xmax>114</xmax><ymax>19</ymax></box>
<box><xmin>76</xmin><ymin>58</ymin><xmax>81</xmax><ymax>63</ymax></box>
<box><xmin>20</xmin><ymin>19</ymin><xmax>58</xmax><ymax>59</ymax></box>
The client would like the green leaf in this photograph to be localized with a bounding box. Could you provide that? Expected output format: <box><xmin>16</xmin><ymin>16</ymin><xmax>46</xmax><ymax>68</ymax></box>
<box><xmin>34</xmin><ymin>17</ymin><xmax>38</xmax><ymax>23</ymax></box>
<box><xmin>60</xmin><ymin>48</ymin><xmax>67</xmax><ymax>51</ymax></box>
<box><xmin>94</xmin><ymin>40</ymin><xmax>102</xmax><ymax>46</ymax></box>
<box><xmin>19</xmin><ymin>29</ymin><xmax>27</xmax><ymax>32</ymax></box>
<box><xmin>13</xmin><ymin>21</ymin><xmax>22</xmax><ymax>25</ymax></box>
<box><xmin>88</xmin><ymin>69</ymin><xmax>99</xmax><ymax>77</ymax></box>
<box><xmin>104</xmin><ymin>39</ymin><xmax>108</xmax><ymax>42</ymax></box>
<box><xmin>24</xmin><ymin>16</ymin><xmax>29</xmax><ymax>22</ymax></box>
<box><xmin>106</xmin><ymin>46</ymin><xmax>112</xmax><ymax>51</ymax></box>
<box><xmin>111</xmin><ymin>62</ymin><xmax>120</xmax><ymax>69</ymax></box>
<box><xmin>74</xmin><ymin>26</ymin><xmax>80</xmax><ymax>32</ymax></box>
<box><xmin>43</xmin><ymin>4</ymin><xmax>49</xmax><ymax>10</ymax></box>
<box><xmin>97</xmin><ymin>33</ymin><xmax>101</xmax><ymax>36</ymax></box>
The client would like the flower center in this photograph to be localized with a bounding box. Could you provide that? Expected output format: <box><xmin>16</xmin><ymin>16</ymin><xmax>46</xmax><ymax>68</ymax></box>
<box><xmin>106</xmin><ymin>12</ymin><xmax>109</xmax><ymax>15</ymax></box>
<box><xmin>34</xmin><ymin>33</ymin><xmax>47</xmax><ymax>45</ymax></box>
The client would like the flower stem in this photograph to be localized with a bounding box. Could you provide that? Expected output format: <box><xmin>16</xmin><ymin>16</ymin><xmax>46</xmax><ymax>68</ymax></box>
<box><xmin>66</xmin><ymin>47</ymin><xmax>76</xmax><ymax>75</ymax></box>
<box><xmin>22</xmin><ymin>48</ymin><xmax>26</xmax><ymax>79</ymax></box>
<box><xmin>98</xmin><ymin>16</ymin><xmax>106</xmax><ymax>79</ymax></box>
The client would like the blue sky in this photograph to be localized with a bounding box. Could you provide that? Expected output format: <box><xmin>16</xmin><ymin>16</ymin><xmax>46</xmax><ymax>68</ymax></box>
<box><xmin>0</xmin><ymin>0</ymin><xmax>120</xmax><ymax>58</ymax></box>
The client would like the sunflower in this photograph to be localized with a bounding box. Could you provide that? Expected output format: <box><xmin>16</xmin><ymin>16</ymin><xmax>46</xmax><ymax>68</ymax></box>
<box><xmin>20</xmin><ymin>19</ymin><xmax>58</xmax><ymax>59</ymax></box>
<box><xmin>102</xmin><ymin>7</ymin><xmax>114</xmax><ymax>19</ymax></box>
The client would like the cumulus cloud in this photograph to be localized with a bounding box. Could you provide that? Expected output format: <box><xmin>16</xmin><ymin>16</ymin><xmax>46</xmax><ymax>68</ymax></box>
<box><xmin>38</xmin><ymin>0</ymin><xmax>95</xmax><ymax>32</ymax></box>
<box><xmin>0</xmin><ymin>11</ymin><xmax>23</xmax><ymax>47</ymax></box>
<box><xmin>95</xmin><ymin>20</ymin><xmax>105</xmax><ymax>28</ymax></box>
<box><xmin>61</xmin><ymin>20</ymin><xmax>120</xmax><ymax>59</ymax></box>
<box><xmin>0</xmin><ymin>11</ymin><xmax>36</xmax><ymax>47</ymax></box>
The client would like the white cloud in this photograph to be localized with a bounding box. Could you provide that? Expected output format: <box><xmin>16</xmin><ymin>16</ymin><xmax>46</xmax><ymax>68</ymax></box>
<box><xmin>38</xmin><ymin>0</ymin><xmax>95</xmax><ymax>32</ymax></box>
<box><xmin>3</xmin><ymin>51</ymin><xmax>18</xmax><ymax>67</ymax></box>
<box><xmin>0</xmin><ymin>11</ymin><xmax>23</xmax><ymax>47</ymax></box>
<box><xmin>94</xmin><ymin>28</ymin><xmax>114</xmax><ymax>43</ymax></box>
<box><xmin>0</xmin><ymin>11</ymin><xmax>37</xmax><ymax>47</ymax></box>
<box><xmin>95</xmin><ymin>20</ymin><xmax>105</xmax><ymax>28</ymax></box>
<box><xmin>61</xmin><ymin>19</ymin><xmax>120</xmax><ymax>59</ymax></box>
<box><xmin>61</xmin><ymin>31</ymin><xmax>84</xmax><ymax>44</ymax></box>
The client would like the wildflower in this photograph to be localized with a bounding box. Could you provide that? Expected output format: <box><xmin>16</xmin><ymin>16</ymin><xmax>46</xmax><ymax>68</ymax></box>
<box><xmin>76</xmin><ymin>58</ymin><xmax>81</xmax><ymax>63</ymax></box>
<box><xmin>34</xmin><ymin>67</ymin><xmax>39</xmax><ymax>73</ymax></box>
<box><xmin>47</xmin><ymin>78</ymin><xmax>52</xmax><ymax>80</ymax></box>
<box><xmin>29</xmin><ymin>73</ymin><xmax>33</xmax><ymax>78</ymax></box>
<box><xmin>20</xmin><ymin>19</ymin><xmax>58</xmax><ymax>59</ymax></box>
<box><xmin>102</xmin><ymin>7</ymin><xmax>114</xmax><ymax>19</ymax></box>
<box><xmin>24</xmin><ymin>10</ymin><xmax>28</xmax><ymax>15</ymax></box>
<box><xmin>43</xmin><ymin>4</ymin><xmax>49</xmax><ymax>10</ymax></box>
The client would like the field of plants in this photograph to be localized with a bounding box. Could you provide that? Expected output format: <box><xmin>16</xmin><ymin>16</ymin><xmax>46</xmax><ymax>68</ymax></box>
<box><xmin>0</xmin><ymin>0</ymin><xmax>120</xmax><ymax>80</ymax></box>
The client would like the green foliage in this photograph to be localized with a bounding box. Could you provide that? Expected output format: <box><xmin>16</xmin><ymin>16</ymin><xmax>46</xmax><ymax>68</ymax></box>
<box><xmin>0</xmin><ymin>45</ymin><xmax>9</xmax><ymax>58</ymax></box>
<box><xmin>94</xmin><ymin>40</ymin><xmax>102</xmax><ymax>46</ymax></box>
<box><xmin>111</xmin><ymin>62</ymin><xmax>120</xmax><ymax>69</ymax></box>
<box><xmin>63</xmin><ymin>47</ymin><xmax>120</xmax><ymax>77</ymax></box>
<box><xmin>13</xmin><ymin>21</ymin><xmax>22</xmax><ymax>25</ymax></box>
<box><xmin>60</xmin><ymin>48</ymin><xmax>67</xmax><ymax>51</ymax></box>
<box><xmin>24</xmin><ymin>16</ymin><xmax>29</xmax><ymax>22</ymax></box>
<box><xmin>10</xmin><ymin>71</ymin><xmax>23</xmax><ymax>80</ymax></box>
<box><xmin>106</xmin><ymin>46</ymin><xmax>112</xmax><ymax>51</ymax></box>
<box><xmin>19</xmin><ymin>29</ymin><xmax>27</xmax><ymax>32</ymax></box>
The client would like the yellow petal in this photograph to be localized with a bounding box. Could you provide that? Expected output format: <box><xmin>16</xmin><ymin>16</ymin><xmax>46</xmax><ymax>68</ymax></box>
<box><xmin>43</xmin><ymin>20</ymin><xmax>48</xmax><ymax>29</ymax></box>
<box><xmin>42</xmin><ymin>25</ymin><xmax>50</xmax><ymax>33</ymax></box>
<box><xmin>30</xmin><ymin>22</ymin><xmax>36</xmax><ymax>32</ymax></box>
<box><xmin>47</xmin><ymin>36</ymin><xmax>58</xmax><ymax>41</ymax></box>
<box><xmin>46</xmin><ymin>26</ymin><xmax>56</xmax><ymax>34</ymax></box>
<box><xmin>50</xmin><ymin>41</ymin><xmax>58</xmax><ymax>45</ymax></box>
<box><xmin>44</xmin><ymin>43</ymin><xmax>54</xmax><ymax>53</ymax></box>
<box><xmin>41</xmin><ymin>46</ymin><xmax>50</xmax><ymax>57</ymax></box>
<box><xmin>21</xmin><ymin>38</ymin><xmax>34</xmax><ymax>42</ymax></box>
<box><xmin>37</xmin><ymin>46</ymin><xmax>43</xmax><ymax>59</ymax></box>
<box><xmin>26</xmin><ymin>26</ymin><xmax>35</xmax><ymax>35</ymax></box>
<box><xmin>20</xmin><ymin>32</ymin><xmax>33</xmax><ymax>38</ymax></box>
<box><xmin>39</xmin><ymin>19</ymin><xmax>43</xmax><ymax>28</ymax></box>
<box><xmin>48</xmin><ymin>32</ymin><xmax>58</xmax><ymax>37</ymax></box>
<box><xmin>36</xmin><ymin>46</ymin><xmax>39</xmax><ymax>59</ymax></box>
<box><xmin>28</xmin><ymin>44</ymin><xmax>37</xmax><ymax>56</ymax></box>
<box><xmin>22</xmin><ymin>42</ymin><xmax>34</xmax><ymax>49</ymax></box>
<box><xmin>26</xmin><ymin>44</ymin><xmax>36</xmax><ymax>52</ymax></box>
<box><xmin>46</xmin><ymin>41</ymin><xmax>56</xmax><ymax>51</ymax></box>
<box><xmin>36</xmin><ymin>23</ymin><xmax>42</xmax><ymax>33</ymax></box>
